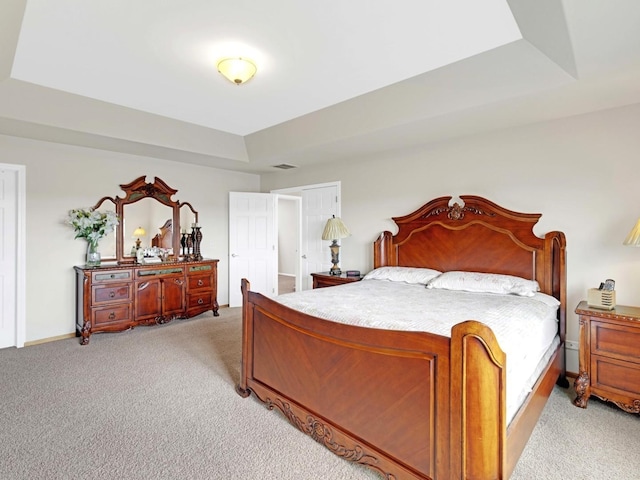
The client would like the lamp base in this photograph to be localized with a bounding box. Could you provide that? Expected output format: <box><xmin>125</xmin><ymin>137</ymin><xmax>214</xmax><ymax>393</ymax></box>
<box><xmin>329</xmin><ymin>241</ymin><xmax>341</xmax><ymax>275</ymax></box>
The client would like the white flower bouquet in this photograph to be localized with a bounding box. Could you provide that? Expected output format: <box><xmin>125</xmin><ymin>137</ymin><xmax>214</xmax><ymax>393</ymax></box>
<box><xmin>67</xmin><ymin>208</ymin><xmax>119</xmax><ymax>248</ymax></box>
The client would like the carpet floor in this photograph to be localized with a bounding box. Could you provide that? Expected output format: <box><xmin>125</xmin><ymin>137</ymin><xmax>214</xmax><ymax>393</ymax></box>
<box><xmin>1</xmin><ymin>307</ymin><xmax>638</xmax><ymax>479</ymax></box>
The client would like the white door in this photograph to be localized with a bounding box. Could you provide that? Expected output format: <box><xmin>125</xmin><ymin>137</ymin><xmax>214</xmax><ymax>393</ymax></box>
<box><xmin>0</xmin><ymin>166</ymin><xmax>19</xmax><ymax>348</ymax></box>
<box><xmin>228</xmin><ymin>192</ymin><xmax>277</xmax><ymax>307</ymax></box>
<box><xmin>301</xmin><ymin>185</ymin><xmax>339</xmax><ymax>290</ymax></box>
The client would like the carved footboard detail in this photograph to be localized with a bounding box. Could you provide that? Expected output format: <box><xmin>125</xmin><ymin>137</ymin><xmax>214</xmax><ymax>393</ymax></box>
<box><xmin>265</xmin><ymin>397</ymin><xmax>397</xmax><ymax>479</ymax></box>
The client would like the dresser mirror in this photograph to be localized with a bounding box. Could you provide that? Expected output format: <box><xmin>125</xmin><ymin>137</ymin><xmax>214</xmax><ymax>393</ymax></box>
<box><xmin>93</xmin><ymin>176</ymin><xmax>198</xmax><ymax>264</ymax></box>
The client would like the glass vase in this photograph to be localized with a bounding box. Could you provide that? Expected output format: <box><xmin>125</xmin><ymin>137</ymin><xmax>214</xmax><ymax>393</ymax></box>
<box><xmin>86</xmin><ymin>240</ymin><xmax>101</xmax><ymax>267</ymax></box>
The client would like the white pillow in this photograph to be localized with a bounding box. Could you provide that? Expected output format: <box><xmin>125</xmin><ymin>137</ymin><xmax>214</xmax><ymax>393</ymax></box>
<box><xmin>363</xmin><ymin>266</ymin><xmax>442</xmax><ymax>285</ymax></box>
<box><xmin>426</xmin><ymin>271</ymin><xmax>539</xmax><ymax>297</ymax></box>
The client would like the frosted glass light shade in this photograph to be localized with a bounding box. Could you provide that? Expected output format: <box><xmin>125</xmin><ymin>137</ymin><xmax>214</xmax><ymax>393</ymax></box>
<box><xmin>217</xmin><ymin>58</ymin><xmax>257</xmax><ymax>85</ymax></box>
<box><xmin>623</xmin><ymin>219</ymin><xmax>640</xmax><ymax>246</ymax></box>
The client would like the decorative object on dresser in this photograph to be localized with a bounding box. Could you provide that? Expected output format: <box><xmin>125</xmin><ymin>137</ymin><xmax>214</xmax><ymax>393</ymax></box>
<box><xmin>573</xmin><ymin>301</ymin><xmax>640</xmax><ymax>414</ymax></box>
<box><xmin>320</xmin><ymin>215</ymin><xmax>351</xmax><ymax>275</ymax></box>
<box><xmin>237</xmin><ymin>195</ymin><xmax>568</xmax><ymax>480</ymax></box>
<box><xmin>311</xmin><ymin>271</ymin><xmax>363</xmax><ymax>289</ymax></box>
<box><xmin>66</xmin><ymin>207</ymin><xmax>119</xmax><ymax>267</ymax></box>
<box><xmin>74</xmin><ymin>176</ymin><xmax>219</xmax><ymax>345</ymax></box>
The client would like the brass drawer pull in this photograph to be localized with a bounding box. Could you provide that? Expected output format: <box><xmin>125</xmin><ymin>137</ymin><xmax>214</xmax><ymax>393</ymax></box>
<box><xmin>197</xmin><ymin>279</ymin><xmax>204</xmax><ymax>286</ymax></box>
<box><xmin>197</xmin><ymin>298</ymin><xmax>204</xmax><ymax>305</ymax></box>
<box><xmin>108</xmin><ymin>312</ymin><xmax>116</xmax><ymax>320</ymax></box>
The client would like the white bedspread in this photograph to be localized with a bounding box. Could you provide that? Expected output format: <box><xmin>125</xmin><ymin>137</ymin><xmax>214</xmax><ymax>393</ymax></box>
<box><xmin>274</xmin><ymin>278</ymin><xmax>560</xmax><ymax>423</ymax></box>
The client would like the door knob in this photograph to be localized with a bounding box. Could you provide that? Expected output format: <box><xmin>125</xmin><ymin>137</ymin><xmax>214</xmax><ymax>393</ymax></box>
<box><xmin>301</xmin><ymin>254</ymin><xmax>307</xmax><ymax>259</ymax></box>
<box><xmin>231</xmin><ymin>253</ymin><xmax>238</xmax><ymax>257</ymax></box>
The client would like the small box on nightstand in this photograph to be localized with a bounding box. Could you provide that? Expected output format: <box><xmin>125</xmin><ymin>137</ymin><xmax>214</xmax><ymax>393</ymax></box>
<box><xmin>587</xmin><ymin>288</ymin><xmax>616</xmax><ymax>310</ymax></box>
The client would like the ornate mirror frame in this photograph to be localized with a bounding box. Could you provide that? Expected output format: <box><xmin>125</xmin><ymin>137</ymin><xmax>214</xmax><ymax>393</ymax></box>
<box><xmin>94</xmin><ymin>176</ymin><xmax>197</xmax><ymax>264</ymax></box>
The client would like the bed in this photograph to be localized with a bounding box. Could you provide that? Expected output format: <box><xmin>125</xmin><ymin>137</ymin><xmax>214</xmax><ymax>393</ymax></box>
<box><xmin>236</xmin><ymin>195</ymin><xmax>567</xmax><ymax>480</ymax></box>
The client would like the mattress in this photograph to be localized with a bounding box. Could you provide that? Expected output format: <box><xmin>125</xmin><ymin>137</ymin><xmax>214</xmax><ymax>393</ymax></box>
<box><xmin>274</xmin><ymin>278</ymin><xmax>560</xmax><ymax>424</ymax></box>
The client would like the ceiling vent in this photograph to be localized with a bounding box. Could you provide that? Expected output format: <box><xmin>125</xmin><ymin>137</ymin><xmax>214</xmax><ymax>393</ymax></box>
<box><xmin>272</xmin><ymin>163</ymin><xmax>298</xmax><ymax>170</ymax></box>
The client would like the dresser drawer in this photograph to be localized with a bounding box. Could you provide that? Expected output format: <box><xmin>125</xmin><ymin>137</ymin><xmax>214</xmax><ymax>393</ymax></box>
<box><xmin>92</xmin><ymin>304</ymin><xmax>132</xmax><ymax>326</ymax></box>
<box><xmin>591</xmin><ymin>354</ymin><xmax>640</xmax><ymax>397</ymax></box>
<box><xmin>91</xmin><ymin>269</ymin><xmax>133</xmax><ymax>283</ymax></box>
<box><xmin>136</xmin><ymin>266</ymin><xmax>184</xmax><ymax>278</ymax></box>
<box><xmin>92</xmin><ymin>283</ymin><xmax>133</xmax><ymax>305</ymax></box>
<box><xmin>188</xmin><ymin>274</ymin><xmax>212</xmax><ymax>291</ymax></box>
<box><xmin>591</xmin><ymin>320</ymin><xmax>640</xmax><ymax>362</ymax></box>
<box><xmin>187</xmin><ymin>292</ymin><xmax>212</xmax><ymax>309</ymax></box>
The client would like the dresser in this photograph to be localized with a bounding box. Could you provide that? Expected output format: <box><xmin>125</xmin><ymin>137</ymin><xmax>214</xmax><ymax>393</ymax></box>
<box><xmin>75</xmin><ymin>259</ymin><xmax>219</xmax><ymax>344</ymax></box>
<box><xmin>573</xmin><ymin>301</ymin><xmax>640</xmax><ymax>413</ymax></box>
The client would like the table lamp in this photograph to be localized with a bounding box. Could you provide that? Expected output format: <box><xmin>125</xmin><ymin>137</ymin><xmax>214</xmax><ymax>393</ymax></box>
<box><xmin>133</xmin><ymin>227</ymin><xmax>146</xmax><ymax>250</ymax></box>
<box><xmin>321</xmin><ymin>216</ymin><xmax>351</xmax><ymax>275</ymax></box>
<box><xmin>623</xmin><ymin>219</ymin><xmax>640</xmax><ymax>246</ymax></box>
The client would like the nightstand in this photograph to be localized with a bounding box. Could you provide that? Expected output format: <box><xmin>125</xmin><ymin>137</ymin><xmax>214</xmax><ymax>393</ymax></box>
<box><xmin>573</xmin><ymin>301</ymin><xmax>640</xmax><ymax>414</ymax></box>
<box><xmin>311</xmin><ymin>271</ymin><xmax>363</xmax><ymax>289</ymax></box>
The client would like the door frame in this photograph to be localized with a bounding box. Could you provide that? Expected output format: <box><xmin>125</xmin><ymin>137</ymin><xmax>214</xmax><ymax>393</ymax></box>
<box><xmin>272</xmin><ymin>181</ymin><xmax>341</xmax><ymax>291</ymax></box>
<box><xmin>276</xmin><ymin>194</ymin><xmax>302</xmax><ymax>293</ymax></box>
<box><xmin>0</xmin><ymin>163</ymin><xmax>26</xmax><ymax>348</ymax></box>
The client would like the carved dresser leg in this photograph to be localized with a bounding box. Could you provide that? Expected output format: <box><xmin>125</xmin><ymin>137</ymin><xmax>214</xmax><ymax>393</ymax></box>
<box><xmin>80</xmin><ymin>322</ymin><xmax>91</xmax><ymax>345</ymax></box>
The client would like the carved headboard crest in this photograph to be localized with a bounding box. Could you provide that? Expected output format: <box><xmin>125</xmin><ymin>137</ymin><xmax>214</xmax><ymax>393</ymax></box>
<box><xmin>421</xmin><ymin>202</ymin><xmax>497</xmax><ymax>221</ymax></box>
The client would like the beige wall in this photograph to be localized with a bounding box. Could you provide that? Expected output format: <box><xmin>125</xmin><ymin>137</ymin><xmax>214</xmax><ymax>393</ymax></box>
<box><xmin>1</xmin><ymin>134</ymin><xmax>259</xmax><ymax>343</ymax></box>
<box><xmin>4</xmin><ymin>101</ymin><xmax>640</xmax><ymax>370</ymax></box>
<box><xmin>262</xmin><ymin>102</ymin><xmax>640</xmax><ymax>373</ymax></box>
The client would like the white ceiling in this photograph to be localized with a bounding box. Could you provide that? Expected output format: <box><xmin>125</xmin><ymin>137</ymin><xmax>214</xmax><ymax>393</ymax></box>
<box><xmin>1</xmin><ymin>0</ymin><xmax>639</xmax><ymax>174</ymax></box>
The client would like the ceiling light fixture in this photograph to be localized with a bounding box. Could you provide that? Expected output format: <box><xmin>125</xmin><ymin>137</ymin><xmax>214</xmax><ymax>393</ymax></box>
<box><xmin>217</xmin><ymin>57</ymin><xmax>257</xmax><ymax>85</ymax></box>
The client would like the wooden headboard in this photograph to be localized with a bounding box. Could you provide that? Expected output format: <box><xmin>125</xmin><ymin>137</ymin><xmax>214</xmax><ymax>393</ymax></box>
<box><xmin>373</xmin><ymin>196</ymin><xmax>566</xmax><ymax>330</ymax></box>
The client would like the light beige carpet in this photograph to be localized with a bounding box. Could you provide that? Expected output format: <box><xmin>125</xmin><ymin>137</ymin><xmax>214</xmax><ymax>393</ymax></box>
<box><xmin>1</xmin><ymin>307</ymin><xmax>638</xmax><ymax>479</ymax></box>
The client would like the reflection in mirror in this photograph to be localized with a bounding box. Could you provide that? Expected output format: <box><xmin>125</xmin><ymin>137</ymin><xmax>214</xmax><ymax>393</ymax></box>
<box><xmin>92</xmin><ymin>198</ymin><xmax>117</xmax><ymax>260</ymax></box>
<box><xmin>123</xmin><ymin>198</ymin><xmax>173</xmax><ymax>257</ymax></box>
<box><xmin>179</xmin><ymin>202</ymin><xmax>198</xmax><ymax>233</ymax></box>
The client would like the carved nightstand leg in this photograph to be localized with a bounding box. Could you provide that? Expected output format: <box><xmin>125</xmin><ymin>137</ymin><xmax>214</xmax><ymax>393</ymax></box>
<box><xmin>573</xmin><ymin>371</ymin><xmax>590</xmax><ymax>408</ymax></box>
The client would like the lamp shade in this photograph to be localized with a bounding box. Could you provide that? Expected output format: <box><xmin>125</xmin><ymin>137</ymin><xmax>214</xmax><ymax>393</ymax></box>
<box><xmin>321</xmin><ymin>216</ymin><xmax>350</xmax><ymax>240</ymax></box>
<box><xmin>623</xmin><ymin>219</ymin><xmax>640</xmax><ymax>246</ymax></box>
<box><xmin>217</xmin><ymin>57</ymin><xmax>257</xmax><ymax>85</ymax></box>
<box><xmin>132</xmin><ymin>227</ymin><xmax>146</xmax><ymax>238</ymax></box>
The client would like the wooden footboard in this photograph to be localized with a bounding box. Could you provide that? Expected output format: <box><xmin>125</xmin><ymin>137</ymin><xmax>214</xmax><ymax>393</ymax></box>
<box><xmin>237</xmin><ymin>279</ymin><xmax>520</xmax><ymax>480</ymax></box>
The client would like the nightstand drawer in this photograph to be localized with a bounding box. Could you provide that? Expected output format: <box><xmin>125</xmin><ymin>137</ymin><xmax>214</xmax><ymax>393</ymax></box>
<box><xmin>591</xmin><ymin>355</ymin><xmax>640</xmax><ymax>397</ymax></box>
<box><xmin>591</xmin><ymin>320</ymin><xmax>640</xmax><ymax>362</ymax></box>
